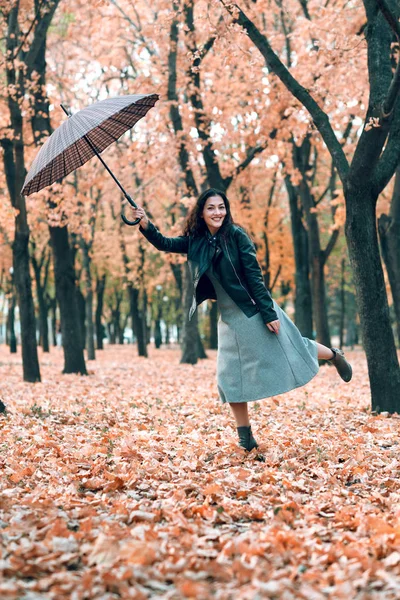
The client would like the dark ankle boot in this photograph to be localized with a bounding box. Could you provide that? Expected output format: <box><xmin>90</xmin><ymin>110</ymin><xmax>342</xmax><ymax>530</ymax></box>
<box><xmin>329</xmin><ymin>347</ymin><xmax>352</xmax><ymax>382</ymax></box>
<box><xmin>237</xmin><ymin>426</ymin><xmax>258</xmax><ymax>451</ymax></box>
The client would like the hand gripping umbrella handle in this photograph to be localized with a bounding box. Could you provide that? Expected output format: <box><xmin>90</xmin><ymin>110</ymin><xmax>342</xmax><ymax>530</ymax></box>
<box><xmin>121</xmin><ymin>194</ymin><xmax>141</xmax><ymax>226</ymax></box>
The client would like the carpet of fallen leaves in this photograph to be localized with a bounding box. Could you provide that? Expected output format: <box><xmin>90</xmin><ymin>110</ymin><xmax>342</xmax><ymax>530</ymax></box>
<box><xmin>1</xmin><ymin>344</ymin><xmax>400</xmax><ymax>599</ymax></box>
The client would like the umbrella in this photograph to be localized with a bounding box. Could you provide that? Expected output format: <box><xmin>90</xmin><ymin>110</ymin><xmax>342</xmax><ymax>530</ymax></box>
<box><xmin>22</xmin><ymin>93</ymin><xmax>159</xmax><ymax>226</ymax></box>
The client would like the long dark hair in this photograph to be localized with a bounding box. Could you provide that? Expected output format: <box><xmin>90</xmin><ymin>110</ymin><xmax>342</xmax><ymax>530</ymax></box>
<box><xmin>183</xmin><ymin>188</ymin><xmax>235</xmax><ymax>237</ymax></box>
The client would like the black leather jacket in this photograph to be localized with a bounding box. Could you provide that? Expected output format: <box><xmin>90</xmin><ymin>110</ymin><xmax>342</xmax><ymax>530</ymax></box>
<box><xmin>139</xmin><ymin>220</ymin><xmax>278</xmax><ymax>324</ymax></box>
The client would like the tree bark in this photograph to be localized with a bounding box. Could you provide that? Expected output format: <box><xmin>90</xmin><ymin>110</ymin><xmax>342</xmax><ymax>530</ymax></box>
<box><xmin>378</xmin><ymin>165</ymin><xmax>400</xmax><ymax>346</ymax></box>
<box><xmin>345</xmin><ymin>292</ymin><xmax>359</xmax><ymax>348</ymax></box>
<box><xmin>31</xmin><ymin>247</ymin><xmax>50</xmax><ymax>353</ymax></box>
<box><xmin>76</xmin><ymin>287</ymin><xmax>86</xmax><ymax>352</ymax></box>
<box><xmin>95</xmin><ymin>274</ymin><xmax>106</xmax><ymax>350</ymax></box>
<box><xmin>108</xmin><ymin>321</ymin><xmax>116</xmax><ymax>345</ymax></box>
<box><xmin>345</xmin><ymin>187</ymin><xmax>400</xmax><ymax>411</ymax></box>
<box><xmin>119</xmin><ymin>314</ymin><xmax>129</xmax><ymax>345</ymax></box>
<box><xmin>13</xmin><ymin>231</ymin><xmax>41</xmax><ymax>381</ymax></box>
<box><xmin>293</xmin><ymin>139</ymin><xmax>333</xmax><ymax>347</ymax></box>
<box><xmin>154</xmin><ymin>317</ymin><xmax>162</xmax><ymax>348</ymax></box>
<box><xmin>81</xmin><ymin>244</ymin><xmax>95</xmax><ymax>360</ymax></box>
<box><xmin>49</xmin><ymin>225</ymin><xmax>87</xmax><ymax>374</ymax></box>
<box><xmin>284</xmin><ymin>174</ymin><xmax>313</xmax><ymax>338</ymax></box>
<box><xmin>339</xmin><ymin>258</ymin><xmax>346</xmax><ymax>349</ymax></box>
<box><xmin>7</xmin><ymin>290</ymin><xmax>17</xmax><ymax>354</ymax></box>
<box><xmin>48</xmin><ymin>294</ymin><xmax>57</xmax><ymax>347</ymax></box>
<box><xmin>180</xmin><ymin>264</ymin><xmax>198</xmax><ymax>364</ymax></box>
<box><xmin>196</xmin><ymin>326</ymin><xmax>208</xmax><ymax>359</ymax></box>
<box><xmin>2</xmin><ymin>102</ymin><xmax>40</xmax><ymax>381</ymax></box>
<box><xmin>119</xmin><ymin>217</ymin><xmax>147</xmax><ymax>356</ymax></box>
<box><xmin>129</xmin><ymin>287</ymin><xmax>147</xmax><ymax>357</ymax></box>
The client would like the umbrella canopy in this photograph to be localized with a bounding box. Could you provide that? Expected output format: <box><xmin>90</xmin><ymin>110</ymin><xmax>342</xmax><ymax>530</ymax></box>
<box><xmin>22</xmin><ymin>93</ymin><xmax>159</xmax><ymax>196</ymax></box>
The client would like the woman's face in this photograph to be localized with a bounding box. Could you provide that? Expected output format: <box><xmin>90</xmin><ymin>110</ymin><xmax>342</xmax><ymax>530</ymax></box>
<box><xmin>202</xmin><ymin>195</ymin><xmax>227</xmax><ymax>234</ymax></box>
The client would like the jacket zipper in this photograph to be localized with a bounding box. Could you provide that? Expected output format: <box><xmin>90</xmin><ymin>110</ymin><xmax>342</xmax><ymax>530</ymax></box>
<box><xmin>223</xmin><ymin>238</ymin><xmax>256</xmax><ymax>305</ymax></box>
<box><xmin>193</xmin><ymin>240</ymin><xmax>221</xmax><ymax>289</ymax></box>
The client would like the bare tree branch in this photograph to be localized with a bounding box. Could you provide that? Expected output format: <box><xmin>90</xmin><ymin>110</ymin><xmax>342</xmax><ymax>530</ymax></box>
<box><xmin>224</xmin><ymin>142</ymin><xmax>267</xmax><ymax>188</ymax></box>
<box><xmin>108</xmin><ymin>0</ymin><xmax>157</xmax><ymax>56</ymax></box>
<box><xmin>219</xmin><ymin>1</ymin><xmax>350</xmax><ymax>183</ymax></box>
<box><xmin>168</xmin><ymin>2</ymin><xmax>198</xmax><ymax>196</ymax></box>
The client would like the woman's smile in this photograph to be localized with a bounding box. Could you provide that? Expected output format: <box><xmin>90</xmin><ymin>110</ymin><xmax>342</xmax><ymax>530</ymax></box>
<box><xmin>202</xmin><ymin>195</ymin><xmax>227</xmax><ymax>234</ymax></box>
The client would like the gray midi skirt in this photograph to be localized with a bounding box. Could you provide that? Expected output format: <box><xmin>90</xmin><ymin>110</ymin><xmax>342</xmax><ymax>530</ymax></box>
<box><xmin>205</xmin><ymin>268</ymin><xmax>319</xmax><ymax>404</ymax></box>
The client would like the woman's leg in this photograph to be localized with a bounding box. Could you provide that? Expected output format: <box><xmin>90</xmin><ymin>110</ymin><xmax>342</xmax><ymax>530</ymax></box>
<box><xmin>229</xmin><ymin>403</ymin><xmax>258</xmax><ymax>451</ymax></box>
<box><xmin>315</xmin><ymin>342</ymin><xmax>334</xmax><ymax>360</ymax></box>
<box><xmin>315</xmin><ymin>342</ymin><xmax>353</xmax><ymax>382</ymax></box>
<box><xmin>229</xmin><ymin>402</ymin><xmax>250</xmax><ymax>427</ymax></box>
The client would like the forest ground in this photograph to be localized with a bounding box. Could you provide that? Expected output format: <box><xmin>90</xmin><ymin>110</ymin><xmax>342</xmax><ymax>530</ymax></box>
<box><xmin>1</xmin><ymin>344</ymin><xmax>400</xmax><ymax>599</ymax></box>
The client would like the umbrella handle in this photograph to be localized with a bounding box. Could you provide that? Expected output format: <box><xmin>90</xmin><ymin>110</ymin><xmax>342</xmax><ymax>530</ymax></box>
<box><xmin>121</xmin><ymin>194</ymin><xmax>141</xmax><ymax>226</ymax></box>
<box><xmin>121</xmin><ymin>209</ymin><xmax>141</xmax><ymax>226</ymax></box>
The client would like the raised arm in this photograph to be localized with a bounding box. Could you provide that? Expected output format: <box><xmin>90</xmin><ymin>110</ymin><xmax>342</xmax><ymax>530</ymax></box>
<box><xmin>131</xmin><ymin>205</ymin><xmax>189</xmax><ymax>254</ymax></box>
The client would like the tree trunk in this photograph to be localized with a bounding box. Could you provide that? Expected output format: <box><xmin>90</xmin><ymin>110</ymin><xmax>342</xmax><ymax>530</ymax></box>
<box><xmin>339</xmin><ymin>258</ymin><xmax>346</xmax><ymax>348</ymax></box>
<box><xmin>196</xmin><ymin>325</ymin><xmax>208</xmax><ymax>359</ymax></box>
<box><xmin>39</xmin><ymin>295</ymin><xmax>49</xmax><ymax>353</ymax></box>
<box><xmin>118</xmin><ymin>328</ymin><xmax>125</xmax><ymax>345</ymax></box>
<box><xmin>129</xmin><ymin>287</ymin><xmax>147</xmax><ymax>357</ymax></box>
<box><xmin>2</xmin><ymin>132</ymin><xmax>40</xmax><ymax>380</ymax></box>
<box><xmin>76</xmin><ymin>288</ymin><xmax>86</xmax><ymax>351</ymax></box>
<box><xmin>108</xmin><ymin>322</ymin><xmax>116</xmax><ymax>345</ymax></box>
<box><xmin>31</xmin><ymin>253</ymin><xmax>50</xmax><ymax>353</ymax></box>
<box><xmin>3</xmin><ymin>1</ymin><xmax>60</xmax><ymax>383</ymax></box>
<box><xmin>13</xmin><ymin>232</ymin><xmax>41</xmax><ymax>381</ymax></box>
<box><xmin>7</xmin><ymin>291</ymin><xmax>17</xmax><ymax>354</ymax></box>
<box><xmin>378</xmin><ymin>166</ymin><xmax>400</xmax><ymax>346</ymax></box>
<box><xmin>180</xmin><ymin>263</ymin><xmax>198</xmax><ymax>364</ymax></box>
<box><xmin>118</xmin><ymin>315</ymin><xmax>128</xmax><ymax>345</ymax></box>
<box><xmin>345</xmin><ymin>189</ymin><xmax>400</xmax><ymax>411</ymax></box>
<box><xmin>154</xmin><ymin>310</ymin><xmax>162</xmax><ymax>349</ymax></box>
<box><xmin>378</xmin><ymin>214</ymin><xmax>400</xmax><ymax>346</ymax></box>
<box><xmin>294</xmin><ymin>141</ymin><xmax>332</xmax><ymax>347</ymax></box>
<box><xmin>81</xmin><ymin>245</ymin><xmax>95</xmax><ymax>361</ymax></box>
<box><xmin>345</xmin><ymin>292</ymin><xmax>358</xmax><ymax>348</ymax></box>
<box><xmin>85</xmin><ymin>281</ymin><xmax>95</xmax><ymax>360</ymax></box>
<box><xmin>49</xmin><ymin>226</ymin><xmax>87</xmax><ymax>375</ymax></box>
<box><xmin>311</xmin><ymin>259</ymin><xmax>331</xmax><ymax>348</ymax></box>
<box><xmin>142</xmin><ymin>288</ymin><xmax>150</xmax><ymax>347</ymax></box>
<box><xmin>95</xmin><ymin>274</ymin><xmax>106</xmax><ymax>350</ymax></box>
<box><xmin>48</xmin><ymin>295</ymin><xmax>57</xmax><ymax>346</ymax></box>
<box><xmin>285</xmin><ymin>175</ymin><xmax>313</xmax><ymax>338</ymax></box>
<box><xmin>209</xmin><ymin>301</ymin><xmax>218</xmax><ymax>349</ymax></box>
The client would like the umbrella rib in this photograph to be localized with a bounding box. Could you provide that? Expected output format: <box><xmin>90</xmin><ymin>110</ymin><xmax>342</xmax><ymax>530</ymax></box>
<box><xmin>75</xmin><ymin>138</ymin><xmax>86</xmax><ymax>166</ymax></box>
<box><xmin>99</xmin><ymin>116</ymin><xmax>131</xmax><ymax>134</ymax></box>
<box><xmin>48</xmin><ymin>156</ymin><xmax>54</xmax><ymax>192</ymax></box>
<box><xmin>98</xmin><ymin>104</ymin><xmax>149</xmax><ymax>132</ymax></box>
<box><xmin>105</xmin><ymin>112</ymin><xmax>140</xmax><ymax>127</ymax></box>
<box><xmin>90</xmin><ymin>114</ymin><xmax>138</xmax><ymax>142</ymax></box>
<box><xmin>36</xmin><ymin>163</ymin><xmax>44</xmax><ymax>194</ymax></box>
<box><xmin>92</xmin><ymin>122</ymin><xmax>118</xmax><ymax>145</ymax></box>
<box><xmin>62</xmin><ymin>148</ymin><xmax>67</xmax><ymax>184</ymax></box>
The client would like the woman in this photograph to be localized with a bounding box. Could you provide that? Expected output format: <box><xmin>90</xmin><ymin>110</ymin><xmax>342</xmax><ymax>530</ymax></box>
<box><xmin>131</xmin><ymin>189</ymin><xmax>352</xmax><ymax>452</ymax></box>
